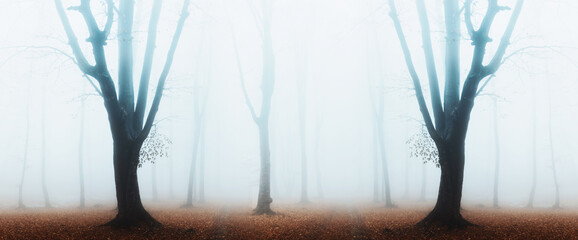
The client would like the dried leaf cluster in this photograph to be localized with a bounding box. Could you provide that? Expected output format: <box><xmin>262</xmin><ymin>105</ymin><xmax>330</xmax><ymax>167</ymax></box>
<box><xmin>138</xmin><ymin>126</ymin><xmax>172</xmax><ymax>167</ymax></box>
<box><xmin>407</xmin><ymin>127</ymin><xmax>440</xmax><ymax>167</ymax></box>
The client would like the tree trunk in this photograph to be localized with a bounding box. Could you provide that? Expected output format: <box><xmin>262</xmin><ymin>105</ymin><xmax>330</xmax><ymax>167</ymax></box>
<box><xmin>492</xmin><ymin>97</ymin><xmax>500</xmax><ymax>208</ymax></box>
<box><xmin>418</xmin><ymin>140</ymin><xmax>471</xmax><ymax>228</ymax></box>
<box><xmin>419</xmin><ymin>163</ymin><xmax>426</xmax><ymax>201</ymax></box>
<box><xmin>372</xmin><ymin>129</ymin><xmax>380</xmax><ymax>203</ymax></box>
<box><xmin>78</xmin><ymin>94</ymin><xmax>86</xmax><ymax>208</ymax></box>
<box><xmin>253</xmin><ymin>123</ymin><xmax>274</xmax><ymax>215</ymax></box>
<box><xmin>41</xmin><ymin>82</ymin><xmax>51</xmax><ymax>208</ymax></box>
<box><xmin>151</xmin><ymin>164</ymin><xmax>158</xmax><ymax>202</ymax></box>
<box><xmin>299</xmin><ymin>104</ymin><xmax>309</xmax><ymax>204</ymax></box>
<box><xmin>198</xmin><ymin>125</ymin><xmax>206</xmax><ymax>203</ymax></box>
<box><xmin>184</xmin><ymin>122</ymin><xmax>202</xmax><ymax>207</ymax></box>
<box><xmin>527</xmin><ymin>82</ymin><xmax>537</xmax><ymax>208</ymax></box>
<box><xmin>18</xmin><ymin>84</ymin><xmax>31</xmax><ymax>209</ymax></box>
<box><xmin>376</xmin><ymin>118</ymin><xmax>393</xmax><ymax>207</ymax></box>
<box><xmin>547</xmin><ymin>81</ymin><xmax>560</xmax><ymax>209</ymax></box>
<box><xmin>105</xmin><ymin>141</ymin><xmax>159</xmax><ymax>228</ymax></box>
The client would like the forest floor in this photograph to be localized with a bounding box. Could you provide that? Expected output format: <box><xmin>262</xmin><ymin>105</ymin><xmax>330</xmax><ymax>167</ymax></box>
<box><xmin>0</xmin><ymin>202</ymin><xmax>577</xmax><ymax>239</ymax></box>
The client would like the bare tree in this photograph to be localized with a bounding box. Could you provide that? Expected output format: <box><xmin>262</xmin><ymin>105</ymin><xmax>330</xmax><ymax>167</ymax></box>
<box><xmin>41</xmin><ymin>79</ymin><xmax>52</xmax><ymax>208</ymax></box>
<box><xmin>18</xmin><ymin>79</ymin><xmax>31</xmax><ymax>209</ymax></box>
<box><xmin>367</xmin><ymin>36</ymin><xmax>394</xmax><ymax>208</ymax></box>
<box><xmin>388</xmin><ymin>0</ymin><xmax>524</xmax><ymax>227</ymax></box>
<box><xmin>491</xmin><ymin>92</ymin><xmax>501</xmax><ymax>208</ymax></box>
<box><xmin>184</xmin><ymin>24</ymin><xmax>211</xmax><ymax>207</ymax></box>
<box><xmin>231</xmin><ymin>0</ymin><xmax>276</xmax><ymax>215</ymax></box>
<box><xmin>55</xmin><ymin>0</ymin><xmax>191</xmax><ymax>227</ymax></box>
<box><xmin>547</xmin><ymin>78</ymin><xmax>560</xmax><ymax>209</ymax></box>
<box><xmin>296</xmin><ymin>46</ymin><xmax>309</xmax><ymax>204</ymax></box>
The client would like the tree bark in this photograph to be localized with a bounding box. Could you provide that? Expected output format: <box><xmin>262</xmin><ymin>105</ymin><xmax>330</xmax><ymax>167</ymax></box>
<box><xmin>418</xmin><ymin>140</ymin><xmax>471</xmax><ymax>228</ymax></box>
<box><xmin>253</xmin><ymin>123</ymin><xmax>274</xmax><ymax>215</ymax></box>
<box><xmin>105</xmin><ymin>141</ymin><xmax>159</xmax><ymax>228</ymax></box>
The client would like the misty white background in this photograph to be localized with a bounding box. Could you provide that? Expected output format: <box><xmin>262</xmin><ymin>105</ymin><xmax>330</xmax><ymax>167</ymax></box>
<box><xmin>0</xmin><ymin>0</ymin><xmax>577</xmax><ymax>209</ymax></box>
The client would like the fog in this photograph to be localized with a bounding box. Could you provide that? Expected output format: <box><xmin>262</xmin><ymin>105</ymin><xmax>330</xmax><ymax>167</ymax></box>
<box><xmin>1</xmin><ymin>0</ymin><xmax>578</xmax><ymax>213</ymax></box>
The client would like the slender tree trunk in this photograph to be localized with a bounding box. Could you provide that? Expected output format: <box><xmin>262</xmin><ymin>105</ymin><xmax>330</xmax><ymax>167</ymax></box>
<box><xmin>373</xmin><ymin>128</ymin><xmax>380</xmax><ymax>202</ymax></box>
<box><xmin>105</xmin><ymin>141</ymin><xmax>158</xmax><ymax>227</ymax></box>
<box><xmin>418</xmin><ymin>140</ymin><xmax>471</xmax><ymax>228</ymax></box>
<box><xmin>298</xmin><ymin>92</ymin><xmax>309</xmax><ymax>204</ymax></box>
<box><xmin>528</xmin><ymin>81</ymin><xmax>537</xmax><ymax>208</ymax></box>
<box><xmin>198</xmin><ymin>125</ymin><xmax>206</xmax><ymax>203</ymax></box>
<box><xmin>78</xmin><ymin>93</ymin><xmax>86</xmax><ymax>208</ymax></box>
<box><xmin>419</xmin><ymin>163</ymin><xmax>426</xmax><ymax>201</ymax></box>
<box><xmin>41</xmin><ymin>82</ymin><xmax>51</xmax><ymax>208</ymax></box>
<box><xmin>18</xmin><ymin>84</ymin><xmax>31</xmax><ymax>209</ymax></box>
<box><xmin>376</xmin><ymin>116</ymin><xmax>393</xmax><ymax>207</ymax></box>
<box><xmin>492</xmin><ymin>97</ymin><xmax>500</xmax><ymax>208</ymax></box>
<box><xmin>151</xmin><ymin>163</ymin><xmax>158</xmax><ymax>201</ymax></box>
<box><xmin>254</xmin><ymin>123</ymin><xmax>274</xmax><ymax>214</ymax></box>
<box><xmin>547</xmin><ymin>81</ymin><xmax>560</xmax><ymax>209</ymax></box>
<box><xmin>184</xmin><ymin>128</ymin><xmax>200</xmax><ymax>207</ymax></box>
<box><xmin>314</xmin><ymin>108</ymin><xmax>323</xmax><ymax>199</ymax></box>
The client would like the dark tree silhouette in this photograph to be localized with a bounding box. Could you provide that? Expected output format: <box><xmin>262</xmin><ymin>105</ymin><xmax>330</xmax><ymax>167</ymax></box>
<box><xmin>55</xmin><ymin>0</ymin><xmax>191</xmax><ymax>227</ymax></box>
<box><xmin>388</xmin><ymin>0</ymin><xmax>524</xmax><ymax>228</ymax></box>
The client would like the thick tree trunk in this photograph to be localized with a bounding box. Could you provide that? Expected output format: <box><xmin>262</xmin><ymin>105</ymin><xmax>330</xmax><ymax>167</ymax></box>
<box><xmin>253</xmin><ymin>123</ymin><xmax>274</xmax><ymax>215</ymax></box>
<box><xmin>418</xmin><ymin>140</ymin><xmax>471</xmax><ymax>228</ymax></box>
<box><xmin>105</xmin><ymin>141</ymin><xmax>159</xmax><ymax>228</ymax></box>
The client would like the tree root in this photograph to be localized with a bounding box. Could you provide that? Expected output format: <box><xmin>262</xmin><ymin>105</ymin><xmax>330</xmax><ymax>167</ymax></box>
<box><xmin>252</xmin><ymin>206</ymin><xmax>276</xmax><ymax>216</ymax></box>
<box><xmin>102</xmin><ymin>212</ymin><xmax>161</xmax><ymax>229</ymax></box>
<box><xmin>416</xmin><ymin>212</ymin><xmax>475</xmax><ymax>230</ymax></box>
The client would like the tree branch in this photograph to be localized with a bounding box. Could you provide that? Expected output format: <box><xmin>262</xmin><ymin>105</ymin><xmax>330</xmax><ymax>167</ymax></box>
<box><xmin>134</xmin><ymin>0</ymin><xmax>163</xmax><ymax>132</ymax></box>
<box><xmin>103</xmin><ymin>0</ymin><xmax>115</xmax><ymax>39</ymax></box>
<box><xmin>54</xmin><ymin>0</ymin><xmax>94</xmax><ymax>75</ymax></box>
<box><xmin>230</xmin><ymin>22</ymin><xmax>259</xmax><ymax>124</ymax></box>
<box><xmin>247</xmin><ymin>0</ymin><xmax>264</xmax><ymax>39</ymax></box>
<box><xmin>117</xmin><ymin>0</ymin><xmax>136</xmax><ymax>128</ymax></box>
<box><xmin>464</xmin><ymin>0</ymin><xmax>475</xmax><ymax>39</ymax></box>
<box><xmin>139</xmin><ymin>0</ymin><xmax>191</xmax><ymax>143</ymax></box>
<box><xmin>416</xmin><ymin>0</ymin><xmax>444</xmax><ymax>131</ymax></box>
<box><xmin>388</xmin><ymin>0</ymin><xmax>441</xmax><ymax>143</ymax></box>
<box><xmin>484</xmin><ymin>0</ymin><xmax>525</xmax><ymax>75</ymax></box>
